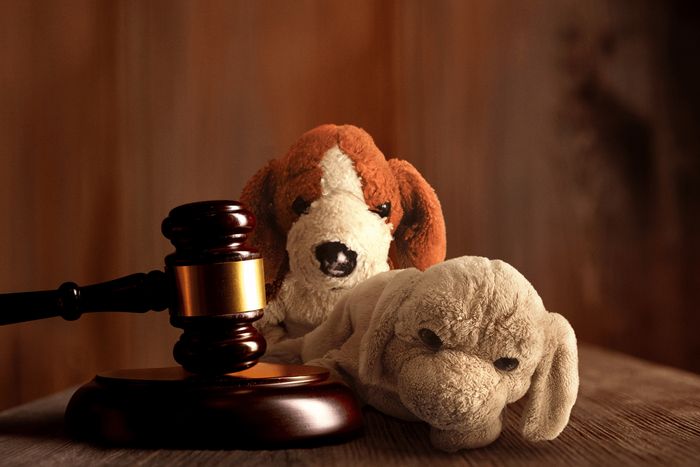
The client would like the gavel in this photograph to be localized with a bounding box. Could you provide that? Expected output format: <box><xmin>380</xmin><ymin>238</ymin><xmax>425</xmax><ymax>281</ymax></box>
<box><xmin>0</xmin><ymin>200</ymin><xmax>362</xmax><ymax>448</ymax></box>
<box><xmin>0</xmin><ymin>200</ymin><xmax>266</xmax><ymax>374</ymax></box>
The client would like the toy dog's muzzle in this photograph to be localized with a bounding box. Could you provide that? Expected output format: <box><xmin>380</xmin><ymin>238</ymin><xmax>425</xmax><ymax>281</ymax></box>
<box><xmin>315</xmin><ymin>241</ymin><xmax>358</xmax><ymax>277</ymax></box>
<box><xmin>397</xmin><ymin>351</ymin><xmax>506</xmax><ymax>431</ymax></box>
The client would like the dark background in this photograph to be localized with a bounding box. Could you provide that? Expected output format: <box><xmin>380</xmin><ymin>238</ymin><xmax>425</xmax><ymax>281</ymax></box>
<box><xmin>1</xmin><ymin>0</ymin><xmax>698</xmax><ymax>410</ymax></box>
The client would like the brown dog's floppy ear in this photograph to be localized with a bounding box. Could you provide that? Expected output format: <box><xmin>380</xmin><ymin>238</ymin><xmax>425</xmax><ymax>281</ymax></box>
<box><xmin>388</xmin><ymin>159</ymin><xmax>446</xmax><ymax>270</ymax></box>
<box><xmin>521</xmin><ymin>313</ymin><xmax>579</xmax><ymax>441</ymax></box>
<box><xmin>359</xmin><ymin>268</ymin><xmax>422</xmax><ymax>386</ymax></box>
<box><xmin>240</xmin><ymin>160</ymin><xmax>287</xmax><ymax>289</ymax></box>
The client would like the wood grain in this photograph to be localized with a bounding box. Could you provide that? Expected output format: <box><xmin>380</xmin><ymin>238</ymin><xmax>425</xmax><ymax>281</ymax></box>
<box><xmin>0</xmin><ymin>345</ymin><xmax>699</xmax><ymax>465</ymax></box>
<box><xmin>1</xmin><ymin>0</ymin><xmax>699</xmax><ymax>410</ymax></box>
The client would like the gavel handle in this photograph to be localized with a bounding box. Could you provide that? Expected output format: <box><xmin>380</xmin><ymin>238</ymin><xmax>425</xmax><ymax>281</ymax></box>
<box><xmin>0</xmin><ymin>270</ymin><xmax>170</xmax><ymax>325</ymax></box>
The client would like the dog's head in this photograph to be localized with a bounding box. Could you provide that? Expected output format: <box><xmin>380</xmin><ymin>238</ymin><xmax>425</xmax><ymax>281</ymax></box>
<box><xmin>241</xmin><ymin>124</ymin><xmax>446</xmax><ymax>294</ymax></box>
<box><xmin>358</xmin><ymin>257</ymin><xmax>579</xmax><ymax>451</ymax></box>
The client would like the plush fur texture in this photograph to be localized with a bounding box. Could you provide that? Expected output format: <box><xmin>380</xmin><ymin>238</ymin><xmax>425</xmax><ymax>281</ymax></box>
<box><xmin>275</xmin><ymin>256</ymin><xmax>579</xmax><ymax>451</ymax></box>
<box><xmin>240</xmin><ymin>124</ymin><xmax>446</xmax><ymax>347</ymax></box>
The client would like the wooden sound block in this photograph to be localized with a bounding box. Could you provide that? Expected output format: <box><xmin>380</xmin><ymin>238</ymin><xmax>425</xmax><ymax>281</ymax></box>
<box><xmin>65</xmin><ymin>363</ymin><xmax>363</xmax><ymax>449</ymax></box>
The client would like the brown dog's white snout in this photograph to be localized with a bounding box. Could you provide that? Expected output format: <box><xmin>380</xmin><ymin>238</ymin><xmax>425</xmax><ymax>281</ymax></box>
<box><xmin>315</xmin><ymin>241</ymin><xmax>358</xmax><ymax>277</ymax></box>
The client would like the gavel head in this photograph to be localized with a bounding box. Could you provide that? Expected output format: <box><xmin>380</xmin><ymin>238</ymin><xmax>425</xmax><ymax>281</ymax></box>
<box><xmin>161</xmin><ymin>200</ymin><xmax>267</xmax><ymax>375</ymax></box>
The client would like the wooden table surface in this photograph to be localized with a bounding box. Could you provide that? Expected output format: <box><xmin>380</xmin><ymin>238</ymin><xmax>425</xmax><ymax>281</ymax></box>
<box><xmin>1</xmin><ymin>344</ymin><xmax>699</xmax><ymax>466</ymax></box>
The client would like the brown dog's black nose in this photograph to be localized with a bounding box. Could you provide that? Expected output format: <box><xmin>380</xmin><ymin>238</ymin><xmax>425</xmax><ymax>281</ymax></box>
<box><xmin>315</xmin><ymin>242</ymin><xmax>357</xmax><ymax>277</ymax></box>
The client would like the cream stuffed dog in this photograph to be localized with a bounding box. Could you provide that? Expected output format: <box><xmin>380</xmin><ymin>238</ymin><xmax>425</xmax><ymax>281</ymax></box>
<box><xmin>277</xmin><ymin>256</ymin><xmax>579</xmax><ymax>451</ymax></box>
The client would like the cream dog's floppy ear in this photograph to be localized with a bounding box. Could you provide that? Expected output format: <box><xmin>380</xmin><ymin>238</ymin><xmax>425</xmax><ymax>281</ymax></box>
<box><xmin>522</xmin><ymin>313</ymin><xmax>579</xmax><ymax>441</ymax></box>
<box><xmin>359</xmin><ymin>268</ymin><xmax>422</xmax><ymax>386</ymax></box>
<box><xmin>388</xmin><ymin>159</ymin><xmax>446</xmax><ymax>270</ymax></box>
<box><xmin>240</xmin><ymin>160</ymin><xmax>288</xmax><ymax>291</ymax></box>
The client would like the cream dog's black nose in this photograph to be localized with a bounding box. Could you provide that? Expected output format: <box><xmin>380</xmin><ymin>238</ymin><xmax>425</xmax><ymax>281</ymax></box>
<box><xmin>315</xmin><ymin>241</ymin><xmax>357</xmax><ymax>277</ymax></box>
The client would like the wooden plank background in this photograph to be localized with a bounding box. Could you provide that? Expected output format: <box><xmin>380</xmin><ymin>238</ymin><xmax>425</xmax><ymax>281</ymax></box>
<box><xmin>0</xmin><ymin>0</ymin><xmax>698</xmax><ymax>410</ymax></box>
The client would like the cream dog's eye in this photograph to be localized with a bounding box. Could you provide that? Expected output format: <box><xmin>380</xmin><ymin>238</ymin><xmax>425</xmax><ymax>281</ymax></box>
<box><xmin>494</xmin><ymin>357</ymin><xmax>519</xmax><ymax>372</ymax></box>
<box><xmin>418</xmin><ymin>328</ymin><xmax>442</xmax><ymax>351</ymax></box>
<box><xmin>371</xmin><ymin>202</ymin><xmax>391</xmax><ymax>218</ymax></box>
<box><xmin>292</xmin><ymin>196</ymin><xmax>311</xmax><ymax>215</ymax></box>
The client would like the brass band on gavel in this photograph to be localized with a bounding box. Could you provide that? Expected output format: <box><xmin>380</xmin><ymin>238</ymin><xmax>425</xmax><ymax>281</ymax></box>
<box><xmin>172</xmin><ymin>258</ymin><xmax>266</xmax><ymax>317</ymax></box>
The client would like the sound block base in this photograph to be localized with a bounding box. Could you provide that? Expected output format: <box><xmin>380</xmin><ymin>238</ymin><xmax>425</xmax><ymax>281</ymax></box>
<box><xmin>65</xmin><ymin>363</ymin><xmax>363</xmax><ymax>449</ymax></box>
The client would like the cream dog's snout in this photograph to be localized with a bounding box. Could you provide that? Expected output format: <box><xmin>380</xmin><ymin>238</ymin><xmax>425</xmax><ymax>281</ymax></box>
<box><xmin>397</xmin><ymin>351</ymin><xmax>505</xmax><ymax>430</ymax></box>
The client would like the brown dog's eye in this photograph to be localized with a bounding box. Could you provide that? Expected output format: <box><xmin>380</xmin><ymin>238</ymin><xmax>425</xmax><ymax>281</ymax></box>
<box><xmin>418</xmin><ymin>328</ymin><xmax>442</xmax><ymax>351</ymax></box>
<box><xmin>292</xmin><ymin>196</ymin><xmax>311</xmax><ymax>215</ymax></box>
<box><xmin>494</xmin><ymin>357</ymin><xmax>519</xmax><ymax>372</ymax></box>
<box><xmin>372</xmin><ymin>202</ymin><xmax>391</xmax><ymax>218</ymax></box>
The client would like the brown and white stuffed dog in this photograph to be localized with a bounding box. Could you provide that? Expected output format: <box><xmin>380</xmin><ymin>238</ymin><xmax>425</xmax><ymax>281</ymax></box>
<box><xmin>240</xmin><ymin>124</ymin><xmax>446</xmax><ymax>348</ymax></box>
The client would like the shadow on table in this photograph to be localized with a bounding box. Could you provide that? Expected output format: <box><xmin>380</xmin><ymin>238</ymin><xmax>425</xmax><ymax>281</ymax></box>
<box><xmin>0</xmin><ymin>408</ymin><xmax>68</xmax><ymax>440</ymax></box>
